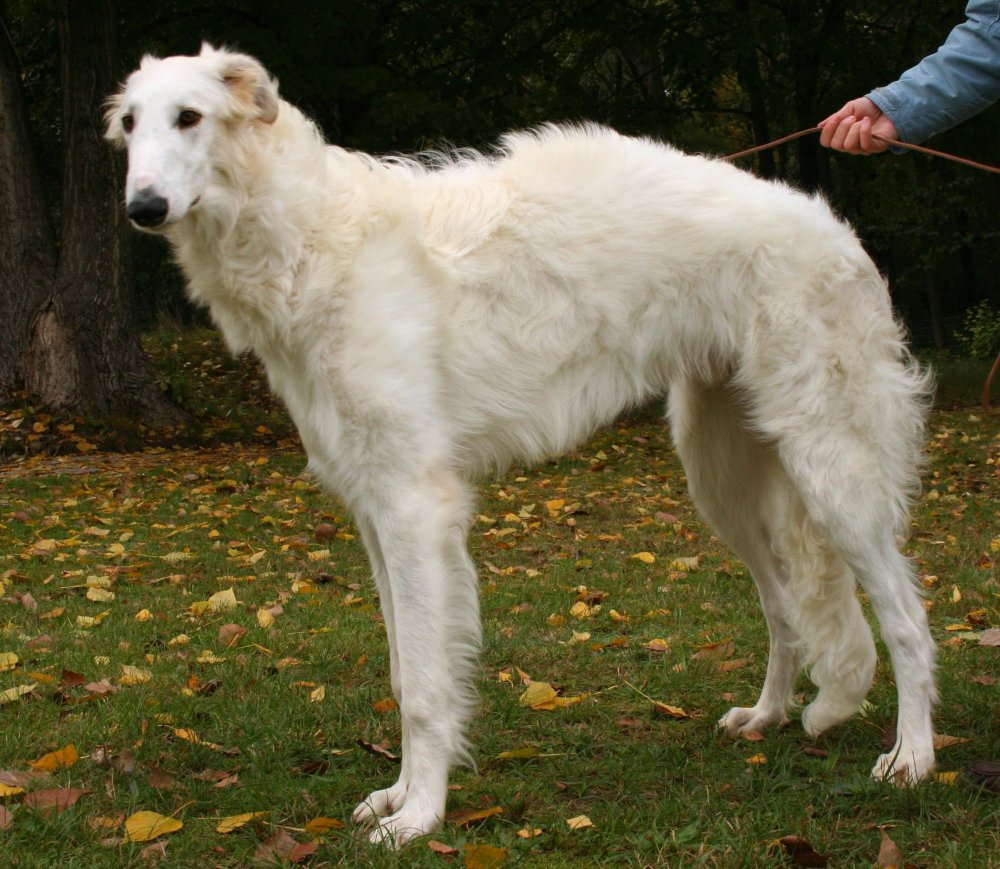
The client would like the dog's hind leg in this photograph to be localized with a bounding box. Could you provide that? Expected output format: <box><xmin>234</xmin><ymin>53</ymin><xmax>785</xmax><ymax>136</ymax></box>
<box><xmin>350</xmin><ymin>469</ymin><xmax>481</xmax><ymax>847</ymax></box>
<box><xmin>745</xmin><ymin>336</ymin><xmax>936</xmax><ymax>782</ymax></box>
<box><xmin>669</xmin><ymin>381</ymin><xmax>802</xmax><ymax>734</ymax></box>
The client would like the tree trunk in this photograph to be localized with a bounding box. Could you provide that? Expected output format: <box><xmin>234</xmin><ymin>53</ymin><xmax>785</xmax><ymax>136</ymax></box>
<box><xmin>0</xmin><ymin>8</ymin><xmax>58</xmax><ymax>397</ymax></box>
<box><xmin>24</xmin><ymin>0</ymin><xmax>181</xmax><ymax>422</ymax></box>
<box><xmin>732</xmin><ymin>0</ymin><xmax>775</xmax><ymax>178</ymax></box>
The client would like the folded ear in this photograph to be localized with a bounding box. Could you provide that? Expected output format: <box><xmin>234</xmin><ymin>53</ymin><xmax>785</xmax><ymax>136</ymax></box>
<box><xmin>210</xmin><ymin>47</ymin><xmax>279</xmax><ymax>125</ymax></box>
<box><xmin>103</xmin><ymin>88</ymin><xmax>126</xmax><ymax>146</ymax></box>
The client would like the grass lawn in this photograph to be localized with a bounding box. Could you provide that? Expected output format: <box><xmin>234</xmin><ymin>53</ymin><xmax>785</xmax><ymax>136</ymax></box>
<box><xmin>0</xmin><ymin>332</ymin><xmax>997</xmax><ymax>867</ymax></box>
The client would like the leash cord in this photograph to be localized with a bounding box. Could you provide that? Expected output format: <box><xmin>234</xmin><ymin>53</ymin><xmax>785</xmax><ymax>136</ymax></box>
<box><xmin>723</xmin><ymin>125</ymin><xmax>1000</xmax><ymax>175</ymax></box>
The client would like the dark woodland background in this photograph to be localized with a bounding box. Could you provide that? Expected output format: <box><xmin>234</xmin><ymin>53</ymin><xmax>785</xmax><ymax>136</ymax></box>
<box><xmin>2</xmin><ymin>0</ymin><xmax>999</xmax><ymax>419</ymax></box>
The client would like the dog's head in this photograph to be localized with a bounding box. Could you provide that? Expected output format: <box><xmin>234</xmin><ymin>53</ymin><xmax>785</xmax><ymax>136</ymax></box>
<box><xmin>105</xmin><ymin>43</ymin><xmax>279</xmax><ymax>232</ymax></box>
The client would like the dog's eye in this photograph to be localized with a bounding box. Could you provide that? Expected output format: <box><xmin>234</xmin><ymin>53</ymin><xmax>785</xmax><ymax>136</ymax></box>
<box><xmin>177</xmin><ymin>109</ymin><xmax>202</xmax><ymax>129</ymax></box>
<box><xmin>121</xmin><ymin>113</ymin><xmax>134</xmax><ymax>133</ymax></box>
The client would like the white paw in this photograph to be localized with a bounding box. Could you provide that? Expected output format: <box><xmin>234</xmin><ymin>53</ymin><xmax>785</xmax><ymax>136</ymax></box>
<box><xmin>352</xmin><ymin>781</ymin><xmax>407</xmax><ymax>826</ymax></box>
<box><xmin>718</xmin><ymin>705</ymin><xmax>787</xmax><ymax>735</ymax></box>
<box><xmin>872</xmin><ymin>746</ymin><xmax>934</xmax><ymax>786</ymax></box>
<box><xmin>800</xmin><ymin>700</ymin><xmax>854</xmax><ymax>737</ymax></box>
<box><xmin>367</xmin><ymin>807</ymin><xmax>442</xmax><ymax>849</ymax></box>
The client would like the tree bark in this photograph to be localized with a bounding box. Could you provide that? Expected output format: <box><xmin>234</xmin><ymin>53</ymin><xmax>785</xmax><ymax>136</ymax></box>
<box><xmin>22</xmin><ymin>0</ymin><xmax>181</xmax><ymax>422</ymax></box>
<box><xmin>0</xmin><ymin>8</ymin><xmax>58</xmax><ymax>397</ymax></box>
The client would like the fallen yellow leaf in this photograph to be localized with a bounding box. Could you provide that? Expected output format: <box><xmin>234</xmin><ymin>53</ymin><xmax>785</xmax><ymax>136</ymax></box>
<box><xmin>304</xmin><ymin>816</ymin><xmax>345</xmax><ymax>835</ymax></box>
<box><xmin>76</xmin><ymin>610</ymin><xmax>111</xmax><ymax>628</ymax></box>
<box><xmin>86</xmin><ymin>587</ymin><xmax>115</xmax><ymax>602</ymax></box>
<box><xmin>216</xmin><ymin>811</ymin><xmax>268</xmax><ymax>833</ymax></box>
<box><xmin>124</xmin><ymin>810</ymin><xmax>183</xmax><ymax>842</ymax></box>
<box><xmin>746</xmin><ymin>753</ymin><xmax>768</xmax><ymax>765</ymax></box>
<box><xmin>566</xmin><ymin>814</ymin><xmax>593</xmax><ymax>830</ymax></box>
<box><xmin>207</xmin><ymin>587</ymin><xmax>239</xmax><ymax>612</ymax></box>
<box><xmin>519</xmin><ymin>681</ymin><xmax>559</xmax><ymax>709</ymax></box>
<box><xmin>257</xmin><ymin>608</ymin><xmax>275</xmax><ymax>628</ymax></box>
<box><xmin>464</xmin><ymin>843</ymin><xmax>508</xmax><ymax>869</ymax></box>
<box><xmin>119</xmin><ymin>665</ymin><xmax>153</xmax><ymax>685</ymax></box>
<box><xmin>652</xmin><ymin>701</ymin><xmax>690</xmax><ymax>719</ymax></box>
<box><xmin>28</xmin><ymin>744</ymin><xmax>79</xmax><ymax>772</ymax></box>
<box><xmin>446</xmin><ymin>806</ymin><xmax>504</xmax><ymax>827</ymax></box>
<box><xmin>569</xmin><ymin>601</ymin><xmax>598</xmax><ymax>619</ymax></box>
<box><xmin>631</xmin><ymin>552</ymin><xmax>656</xmax><ymax>564</ymax></box>
<box><xmin>0</xmin><ymin>783</ymin><xmax>25</xmax><ymax>798</ymax></box>
<box><xmin>0</xmin><ymin>653</ymin><xmax>18</xmax><ymax>673</ymax></box>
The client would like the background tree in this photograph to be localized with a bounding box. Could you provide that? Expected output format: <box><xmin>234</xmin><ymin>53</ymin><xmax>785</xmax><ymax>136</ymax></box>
<box><xmin>1</xmin><ymin>0</ymin><xmax>998</xmax><ymax>425</ymax></box>
<box><xmin>0</xmin><ymin>0</ymin><xmax>179</xmax><ymax>421</ymax></box>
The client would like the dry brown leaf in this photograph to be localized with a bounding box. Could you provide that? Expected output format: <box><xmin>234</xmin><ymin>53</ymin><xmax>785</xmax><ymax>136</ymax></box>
<box><xmin>218</xmin><ymin>623</ymin><xmax>246</xmax><ymax>647</ymax></box>
<box><xmin>253</xmin><ymin>830</ymin><xmax>309</xmax><ymax>865</ymax></box>
<box><xmin>371</xmin><ymin>697</ymin><xmax>398</xmax><ymax>714</ymax></box>
<box><xmin>0</xmin><ymin>804</ymin><xmax>11</xmax><ymax>831</ymax></box>
<box><xmin>960</xmin><ymin>759</ymin><xmax>1000</xmax><ymax>792</ymax></box>
<box><xmin>718</xmin><ymin>658</ymin><xmax>749</xmax><ymax>673</ymax></box>
<box><xmin>978</xmin><ymin>628</ymin><xmax>1000</xmax><ymax>647</ymax></box>
<box><xmin>0</xmin><ymin>770</ymin><xmax>42</xmax><ymax>788</ymax></box>
<box><xmin>778</xmin><ymin>834</ymin><xmax>828</xmax><ymax>867</ymax></box>
<box><xmin>428</xmin><ymin>839</ymin><xmax>459</xmax><ymax>856</ymax></box>
<box><xmin>357</xmin><ymin>739</ymin><xmax>400</xmax><ymax>763</ymax></box>
<box><xmin>933</xmin><ymin>734</ymin><xmax>971</xmax><ymax>750</ymax></box>
<box><xmin>877</xmin><ymin>827</ymin><xmax>904</xmax><ymax>868</ymax></box>
<box><xmin>148</xmin><ymin>767</ymin><xmax>177</xmax><ymax>790</ymax></box>
<box><xmin>22</xmin><ymin>787</ymin><xmax>87</xmax><ymax>817</ymax></box>
<box><xmin>692</xmin><ymin>639</ymin><xmax>735</xmax><ymax>659</ymax></box>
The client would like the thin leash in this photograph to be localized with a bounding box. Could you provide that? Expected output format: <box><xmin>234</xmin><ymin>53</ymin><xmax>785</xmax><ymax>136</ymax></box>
<box><xmin>723</xmin><ymin>124</ymin><xmax>1000</xmax><ymax>175</ymax></box>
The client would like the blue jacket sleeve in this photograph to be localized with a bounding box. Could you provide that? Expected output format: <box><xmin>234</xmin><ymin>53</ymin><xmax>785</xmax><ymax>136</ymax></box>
<box><xmin>866</xmin><ymin>0</ymin><xmax>1000</xmax><ymax>143</ymax></box>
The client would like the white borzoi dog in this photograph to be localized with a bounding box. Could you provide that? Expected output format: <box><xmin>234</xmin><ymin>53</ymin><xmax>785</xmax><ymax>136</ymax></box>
<box><xmin>107</xmin><ymin>45</ymin><xmax>937</xmax><ymax>846</ymax></box>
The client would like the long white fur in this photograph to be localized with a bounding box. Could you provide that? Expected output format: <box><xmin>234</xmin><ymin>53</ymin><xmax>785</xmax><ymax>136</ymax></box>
<box><xmin>107</xmin><ymin>45</ymin><xmax>938</xmax><ymax>847</ymax></box>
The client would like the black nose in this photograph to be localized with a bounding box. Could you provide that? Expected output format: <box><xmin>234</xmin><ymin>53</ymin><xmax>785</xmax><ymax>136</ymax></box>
<box><xmin>127</xmin><ymin>191</ymin><xmax>169</xmax><ymax>227</ymax></box>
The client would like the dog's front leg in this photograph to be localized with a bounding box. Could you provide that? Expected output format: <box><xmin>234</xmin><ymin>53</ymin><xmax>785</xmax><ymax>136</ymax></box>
<box><xmin>351</xmin><ymin>516</ymin><xmax>413</xmax><ymax>825</ymax></box>
<box><xmin>350</xmin><ymin>471</ymin><xmax>479</xmax><ymax>848</ymax></box>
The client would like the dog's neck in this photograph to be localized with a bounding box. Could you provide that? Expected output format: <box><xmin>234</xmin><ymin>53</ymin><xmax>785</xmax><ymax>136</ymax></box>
<box><xmin>166</xmin><ymin>101</ymin><xmax>358</xmax><ymax>355</ymax></box>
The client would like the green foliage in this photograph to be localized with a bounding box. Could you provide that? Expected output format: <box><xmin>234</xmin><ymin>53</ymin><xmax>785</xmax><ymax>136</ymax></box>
<box><xmin>954</xmin><ymin>300</ymin><xmax>1000</xmax><ymax>360</ymax></box>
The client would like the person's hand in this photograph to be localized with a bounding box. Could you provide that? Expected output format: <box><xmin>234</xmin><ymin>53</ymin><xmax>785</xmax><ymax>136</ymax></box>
<box><xmin>818</xmin><ymin>97</ymin><xmax>899</xmax><ymax>154</ymax></box>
